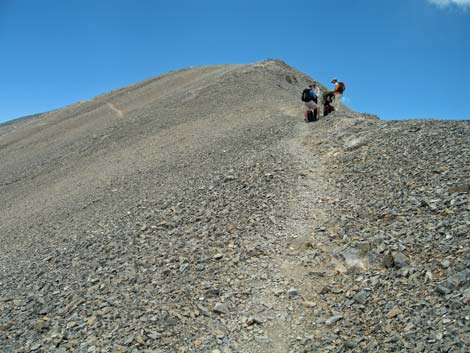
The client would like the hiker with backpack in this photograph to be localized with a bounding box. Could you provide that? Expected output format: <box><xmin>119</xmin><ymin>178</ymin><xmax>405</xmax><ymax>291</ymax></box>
<box><xmin>301</xmin><ymin>84</ymin><xmax>319</xmax><ymax>122</ymax></box>
<box><xmin>330</xmin><ymin>78</ymin><xmax>345</xmax><ymax>111</ymax></box>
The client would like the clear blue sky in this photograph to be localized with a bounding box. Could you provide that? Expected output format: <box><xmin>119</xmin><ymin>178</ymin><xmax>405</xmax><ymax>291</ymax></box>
<box><xmin>1</xmin><ymin>0</ymin><xmax>469</xmax><ymax>123</ymax></box>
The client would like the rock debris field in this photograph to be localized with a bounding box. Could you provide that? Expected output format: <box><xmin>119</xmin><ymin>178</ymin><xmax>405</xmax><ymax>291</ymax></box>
<box><xmin>0</xmin><ymin>60</ymin><xmax>468</xmax><ymax>352</ymax></box>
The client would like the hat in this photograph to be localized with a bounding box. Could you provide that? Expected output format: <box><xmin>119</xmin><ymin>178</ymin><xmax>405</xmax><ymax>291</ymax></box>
<box><xmin>331</xmin><ymin>78</ymin><xmax>337</xmax><ymax>82</ymax></box>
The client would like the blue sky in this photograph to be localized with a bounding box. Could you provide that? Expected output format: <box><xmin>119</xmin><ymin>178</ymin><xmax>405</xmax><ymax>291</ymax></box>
<box><xmin>0</xmin><ymin>0</ymin><xmax>469</xmax><ymax>123</ymax></box>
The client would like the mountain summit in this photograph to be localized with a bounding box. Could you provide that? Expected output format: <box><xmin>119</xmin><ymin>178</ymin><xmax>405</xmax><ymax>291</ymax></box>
<box><xmin>0</xmin><ymin>59</ymin><xmax>315</xmax><ymax>249</ymax></box>
<box><xmin>1</xmin><ymin>60</ymin><xmax>468</xmax><ymax>352</ymax></box>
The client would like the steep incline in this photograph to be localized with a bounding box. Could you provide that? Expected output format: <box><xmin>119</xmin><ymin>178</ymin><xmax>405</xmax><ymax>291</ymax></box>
<box><xmin>283</xmin><ymin>114</ymin><xmax>469</xmax><ymax>352</ymax></box>
<box><xmin>0</xmin><ymin>61</ymin><xmax>312</xmax><ymax>254</ymax></box>
<box><xmin>1</xmin><ymin>60</ymin><xmax>468</xmax><ymax>353</ymax></box>
<box><xmin>0</xmin><ymin>60</ymin><xmax>321</xmax><ymax>352</ymax></box>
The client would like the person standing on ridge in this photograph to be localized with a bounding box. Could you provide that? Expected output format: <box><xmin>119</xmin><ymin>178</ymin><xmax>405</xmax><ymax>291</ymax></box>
<box><xmin>312</xmin><ymin>82</ymin><xmax>322</xmax><ymax>115</ymax></box>
<box><xmin>331</xmin><ymin>78</ymin><xmax>345</xmax><ymax>111</ymax></box>
<box><xmin>301</xmin><ymin>84</ymin><xmax>319</xmax><ymax>122</ymax></box>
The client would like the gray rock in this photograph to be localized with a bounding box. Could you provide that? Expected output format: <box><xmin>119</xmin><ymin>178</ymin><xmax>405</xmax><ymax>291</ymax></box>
<box><xmin>246</xmin><ymin>317</ymin><xmax>262</xmax><ymax>326</ymax></box>
<box><xmin>392</xmin><ymin>252</ymin><xmax>410</xmax><ymax>269</ymax></box>
<box><xmin>441</xmin><ymin>259</ymin><xmax>450</xmax><ymax>268</ymax></box>
<box><xmin>197</xmin><ymin>304</ymin><xmax>210</xmax><ymax>317</ymax></box>
<box><xmin>30</xmin><ymin>343</ymin><xmax>42</xmax><ymax>351</ymax></box>
<box><xmin>338</xmin><ymin>247</ymin><xmax>368</xmax><ymax>272</ymax></box>
<box><xmin>462</xmin><ymin>288</ymin><xmax>470</xmax><ymax>304</ymax></box>
<box><xmin>206</xmin><ymin>288</ymin><xmax>221</xmax><ymax>297</ymax></box>
<box><xmin>438</xmin><ymin>268</ymin><xmax>470</xmax><ymax>293</ymax></box>
<box><xmin>254</xmin><ymin>335</ymin><xmax>272</xmax><ymax>344</ymax></box>
<box><xmin>224</xmin><ymin>175</ymin><xmax>237</xmax><ymax>182</ymax></box>
<box><xmin>325</xmin><ymin>315</ymin><xmax>343</xmax><ymax>326</ymax></box>
<box><xmin>213</xmin><ymin>303</ymin><xmax>229</xmax><ymax>315</ymax></box>
<box><xmin>353</xmin><ymin>290</ymin><xmax>369</xmax><ymax>304</ymax></box>
<box><xmin>343</xmin><ymin>340</ymin><xmax>358</xmax><ymax>349</ymax></box>
<box><xmin>287</xmin><ymin>288</ymin><xmax>299</xmax><ymax>297</ymax></box>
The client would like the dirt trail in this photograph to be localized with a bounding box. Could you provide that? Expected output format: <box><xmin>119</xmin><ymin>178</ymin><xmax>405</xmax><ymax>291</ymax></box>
<box><xmin>105</xmin><ymin>102</ymin><xmax>124</xmax><ymax>118</ymax></box>
<box><xmin>235</xmin><ymin>121</ymin><xmax>340</xmax><ymax>352</ymax></box>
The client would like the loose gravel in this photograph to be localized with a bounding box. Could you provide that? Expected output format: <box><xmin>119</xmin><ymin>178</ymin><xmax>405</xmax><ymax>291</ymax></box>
<box><xmin>0</xmin><ymin>60</ymin><xmax>468</xmax><ymax>353</ymax></box>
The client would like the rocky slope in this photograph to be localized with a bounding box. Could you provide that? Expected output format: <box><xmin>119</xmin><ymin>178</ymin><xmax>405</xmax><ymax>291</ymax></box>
<box><xmin>0</xmin><ymin>60</ymin><xmax>468</xmax><ymax>353</ymax></box>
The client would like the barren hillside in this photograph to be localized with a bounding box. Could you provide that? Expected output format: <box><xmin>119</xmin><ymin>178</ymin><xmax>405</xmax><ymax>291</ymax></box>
<box><xmin>0</xmin><ymin>60</ymin><xmax>468</xmax><ymax>353</ymax></box>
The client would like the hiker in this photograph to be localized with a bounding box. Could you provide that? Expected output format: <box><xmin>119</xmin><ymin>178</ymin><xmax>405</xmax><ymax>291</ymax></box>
<box><xmin>331</xmin><ymin>78</ymin><xmax>345</xmax><ymax>111</ymax></box>
<box><xmin>312</xmin><ymin>82</ymin><xmax>321</xmax><ymax>114</ymax></box>
<box><xmin>322</xmin><ymin>91</ymin><xmax>335</xmax><ymax>116</ymax></box>
<box><xmin>301</xmin><ymin>84</ymin><xmax>319</xmax><ymax>122</ymax></box>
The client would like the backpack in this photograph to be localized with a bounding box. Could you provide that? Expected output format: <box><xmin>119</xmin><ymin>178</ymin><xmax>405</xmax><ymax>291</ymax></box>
<box><xmin>301</xmin><ymin>88</ymin><xmax>312</xmax><ymax>102</ymax></box>
<box><xmin>337</xmin><ymin>82</ymin><xmax>346</xmax><ymax>94</ymax></box>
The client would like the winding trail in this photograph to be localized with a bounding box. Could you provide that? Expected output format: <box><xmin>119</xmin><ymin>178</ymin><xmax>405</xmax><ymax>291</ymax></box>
<box><xmin>106</xmin><ymin>102</ymin><xmax>124</xmax><ymax>118</ymax></box>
